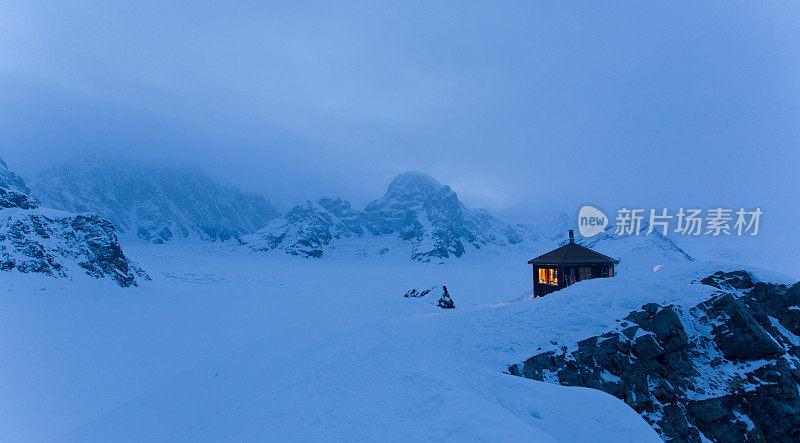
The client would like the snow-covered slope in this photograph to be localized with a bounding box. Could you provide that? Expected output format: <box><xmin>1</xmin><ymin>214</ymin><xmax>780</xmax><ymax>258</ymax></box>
<box><xmin>32</xmin><ymin>159</ymin><xmax>280</xmax><ymax>244</ymax></box>
<box><xmin>0</xmin><ymin>244</ymin><xmax>662</xmax><ymax>441</ymax></box>
<box><xmin>6</xmin><ymin>244</ymin><xmax>788</xmax><ymax>441</ymax></box>
<box><xmin>0</xmin><ymin>157</ymin><xmax>146</xmax><ymax>287</ymax></box>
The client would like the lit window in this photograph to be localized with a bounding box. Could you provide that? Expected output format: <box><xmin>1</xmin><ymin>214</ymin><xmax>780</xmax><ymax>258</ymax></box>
<box><xmin>538</xmin><ymin>268</ymin><xmax>558</xmax><ymax>285</ymax></box>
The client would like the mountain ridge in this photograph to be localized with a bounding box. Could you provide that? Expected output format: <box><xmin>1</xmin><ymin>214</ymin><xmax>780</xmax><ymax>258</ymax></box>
<box><xmin>242</xmin><ymin>171</ymin><xmax>528</xmax><ymax>261</ymax></box>
<box><xmin>32</xmin><ymin>159</ymin><xmax>280</xmax><ymax>244</ymax></box>
<box><xmin>29</xmin><ymin>161</ymin><xmax>693</xmax><ymax>265</ymax></box>
<box><xmin>242</xmin><ymin>171</ymin><xmax>692</xmax><ymax>265</ymax></box>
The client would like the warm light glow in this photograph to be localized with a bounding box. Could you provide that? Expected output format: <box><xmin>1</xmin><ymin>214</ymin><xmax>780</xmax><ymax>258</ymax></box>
<box><xmin>538</xmin><ymin>268</ymin><xmax>558</xmax><ymax>285</ymax></box>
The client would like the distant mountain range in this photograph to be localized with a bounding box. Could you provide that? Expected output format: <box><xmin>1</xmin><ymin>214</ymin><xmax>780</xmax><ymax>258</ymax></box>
<box><xmin>0</xmin><ymin>157</ymin><xmax>146</xmax><ymax>287</ymax></box>
<box><xmin>25</xmin><ymin>159</ymin><xmax>693</xmax><ymax>265</ymax></box>
<box><xmin>242</xmin><ymin>171</ymin><xmax>527</xmax><ymax>261</ymax></box>
<box><xmin>33</xmin><ymin>160</ymin><xmax>280</xmax><ymax>243</ymax></box>
<box><xmin>241</xmin><ymin>171</ymin><xmax>693</xmax><ymax>265</ymax></box>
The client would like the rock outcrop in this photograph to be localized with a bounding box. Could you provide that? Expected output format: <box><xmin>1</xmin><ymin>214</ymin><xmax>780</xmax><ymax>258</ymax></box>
<box><xmin>437</xmin><ymin>286</ymin><xmax>455</xmax><ymax>309</ymax></box>
<box><xmin>0</xmin><ymin>157</ymin><xmax>147</xmax><ymax>287</ymax></box>
<box><xmin>508</xmin><ymin>271</ymin><xmax>800</xmax><ymax>442</ymax></box>
<box><xmin>404</xmin><ymin>285</ymin><xmax>456</xmax><ymax>309</ymax></box>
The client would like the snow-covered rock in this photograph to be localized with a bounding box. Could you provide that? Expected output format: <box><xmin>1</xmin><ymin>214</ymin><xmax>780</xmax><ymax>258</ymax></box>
<box><xmin>243</xmin><ymin>171</ymin><xmax>526</xmax><ymax>260</ymax></box>
<box><xmin>32</xmin><ymin>159</ymin><xmax>280</xmax><ymax>244</ymax></box>
<box><xmin>404</xmin><ymin>284</ymin><xmax>456</xmax><ymax>309</ymax></box>
<box><xmin>509</xmin><ymin>270</ymin><xmax>800</xmax><ymax>442</ymax></box>
<box><xmin>248</xmin><ymin>197</ymin><xmax>363</xmax><ymax>257</ymax></box>
<box><xmin>0</xmin><ymin>157</ymin><xmax>38</xmax><ymax>210</ymax></box>
<box><xmin>0</xmin><ymin>157</ymin><xmax>146</xmax><ymax>287</ymax></box>
<box><xmin>363</xmin><ymin>172</ymin><xmax>524</xmax><ymax>261</ymax></box>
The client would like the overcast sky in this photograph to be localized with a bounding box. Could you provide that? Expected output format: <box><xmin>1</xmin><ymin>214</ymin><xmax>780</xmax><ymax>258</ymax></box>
<box><xmin>1</xmin><ymin>1</ymin><xmax>798</xmax><ymax>241</ymax></box>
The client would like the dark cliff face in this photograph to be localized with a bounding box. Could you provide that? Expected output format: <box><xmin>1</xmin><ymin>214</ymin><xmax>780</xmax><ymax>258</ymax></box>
<box><xmin>0</xmin><ymin>187</ymin><xmax>38</xmax><ymax>210</ymax></box>
<box><xmin>0</xmin><ymin>158</ymin><xmax>147</xmax><ymax>287</ymax></box>
<box><xmin>32</xmin><ymin>160</ymin><xmax>280</xmax><ymax>243</ymax></box>
<box><xmin>508</xmin><ymin>271</ymin><xmax>800</xmax><ymax>442</ymax></box>
<box><xmin>0</xmin><ymin>157</ymin><xmax>38</xmax><ymax>210</ymax></box>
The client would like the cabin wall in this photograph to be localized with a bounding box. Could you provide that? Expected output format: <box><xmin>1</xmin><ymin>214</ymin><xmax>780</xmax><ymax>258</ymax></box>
<box><xmin>532</xmin><ymin>265</ymin><xmax>565</xmax><ymax>297</ymax></box>
<box><xmin>532</xmin><ymin>263</ymin><xmax>616</xmax><ymax>297</ymax></box>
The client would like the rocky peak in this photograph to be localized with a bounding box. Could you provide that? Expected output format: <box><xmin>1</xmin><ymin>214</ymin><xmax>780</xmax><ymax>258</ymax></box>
<box><xmin>383</xmin><ymin>171</ymin><xmax>443</xmax><ymax>201</ymax></box>
<box><xmin>245</xmin><ymin>171</ymin><xmax>530</xmax><ymax>260</ymax></box>
<box><xmin>369</xmin><ymin>171</ymin><xmax>450</xmax><ymax>217</ymax></box>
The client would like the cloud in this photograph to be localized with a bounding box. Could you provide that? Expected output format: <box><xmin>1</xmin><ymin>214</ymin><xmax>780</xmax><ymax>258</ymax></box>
<box><xmin>0</xmin><ymin>0</ymin><xmax>797</xmax><ymax>244</ymax></box>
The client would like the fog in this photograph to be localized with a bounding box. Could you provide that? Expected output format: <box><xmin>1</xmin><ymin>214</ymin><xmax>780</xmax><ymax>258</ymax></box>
<box><xmin>1</xmin><ymin>1</ymin><xmax>798</xmax><ymax>242</ymax></box>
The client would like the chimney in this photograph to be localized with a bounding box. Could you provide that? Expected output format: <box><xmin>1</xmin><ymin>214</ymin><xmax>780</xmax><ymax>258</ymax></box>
<box><xmin>568</xmin><ymin>230</ymin><xmax>575</xmax><ymax>243</ymax></box>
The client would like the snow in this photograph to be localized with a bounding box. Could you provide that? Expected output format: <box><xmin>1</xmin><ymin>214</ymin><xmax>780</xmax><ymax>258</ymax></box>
<box><xmin>1</xmin><ymin>231</ymin><xmax>795</xmax><ymax>441</ymax></box>
<box><xmin>770</xmin><ymin>316</ymin><xmax>800</xmax><ymax>347</ymax></box>
<box><xmin>0</xmin><ymin>243</ymin><xmax>673</xmax><ymax>441</ymax></box>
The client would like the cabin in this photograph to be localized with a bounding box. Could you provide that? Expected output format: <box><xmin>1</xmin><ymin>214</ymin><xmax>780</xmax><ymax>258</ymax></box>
<box><xmin>528</xmin><ymin>230</ymin><xmax>619</xmax><ymax>298</ymax></box>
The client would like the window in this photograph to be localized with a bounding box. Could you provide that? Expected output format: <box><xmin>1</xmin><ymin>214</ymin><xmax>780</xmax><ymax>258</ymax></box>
<box><xmin>538</xmin><ymin>268</ymin><xmax>558</xmax><ymax>285</ymax></box>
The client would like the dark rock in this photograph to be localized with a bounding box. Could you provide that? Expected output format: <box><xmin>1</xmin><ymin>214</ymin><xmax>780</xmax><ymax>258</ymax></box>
<box><xmin>622</xmin><ymin>325</ymin><xmax>639</xmax><ymax>340</ymax></box>
<box><xmin>404</xmin><ymin>288</ymin><xmax>432</xmax><ymax>298</ymax></box>
<box><xmin>509</xmin><ymin>271</ymin><xmax>800</xmax><ymax>442</ymax></box>
<box><xmin>702</xmin><ymin>294</ymin><xmax>784</xmax><ymax>361</ymax></box>
<box><xmin>633</xmin><ymin>334</ymin><xmax>664</xmax><ymax>360</ymax></box>
<box><xmin>642</xmin><ymin>302</ymin><xmax>661</xmax><ymax>314</ymax></box>
<box><xmin>437</xmin><ymin>285</ymin><xmax>455</xmax><ymax>309</ymax></box>
<box><xmin>403</xmin><ymin>285</ymin><xmax>455</xmax><ymax>309</ymax></box>
<box><xmin>700</xmin><ymin>270</ymin><xmax>755</xmax><ymax>291</ymax></box>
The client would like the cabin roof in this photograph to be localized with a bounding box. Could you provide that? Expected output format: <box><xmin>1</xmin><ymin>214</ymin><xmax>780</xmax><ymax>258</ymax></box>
<box><xmin>527</xmin><ymin>242</ymin><xmax>619</xmax><ymax>265</ymax></box>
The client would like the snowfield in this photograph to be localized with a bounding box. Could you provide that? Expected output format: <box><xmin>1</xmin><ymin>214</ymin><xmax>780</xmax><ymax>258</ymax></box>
<box><xmin>1</xmin><ymin>244</ymin><xmax>793</xmax><ymax>441</ymax></box>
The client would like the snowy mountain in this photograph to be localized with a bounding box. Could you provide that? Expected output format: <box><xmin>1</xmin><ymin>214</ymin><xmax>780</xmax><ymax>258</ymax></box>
<box><xmin>32</xmin><ymin>159</ymin><xmax>280</xmax><ymax>244</ymax></box>
<box><xmin>244</xmin><ymin>171</ymin><xmax>692</xmax><ymax>266</ymax></box>
<box><xmin>243</xmin><ymin>171</ymin><xmax>525</xmax><ymax>260</ymax></box>
<box><xmin>0</xmin><ymin>157</ymin><xmax>146</xmax><ymax>287</ymax></box>
<box><xmin>30</xmin><ymin>161</ymin><xmax>692</xmax><ymax>266</ymax></box>
<box><xmin>590</xmin><ymin>228</ymin><xmax>693</xmax><ymax>272</ymax></box>
<box><xmin>363</xmin><ymin>172</ymin><xmax>525</xmax><ymax>260</ymax></box>
<box><xmin>527</xmin><ymin>211</ymin><xmax>693</xmax><ymax>267</ymax></box>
